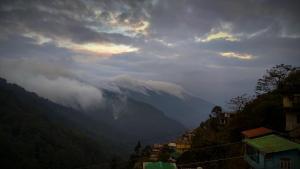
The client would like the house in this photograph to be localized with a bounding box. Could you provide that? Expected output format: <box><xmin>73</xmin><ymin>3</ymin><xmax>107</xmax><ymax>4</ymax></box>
<box><xmin>174</xmin><ymin>131</ymin><xmax>194</xmax><ymax>153</ymax></box>
<box><xmin>175</xmin><ymin>141</ymin><xmax>191</xmax><ymax>153</ymax></box>
<box><xmin>243</xmin><ymin>134</ymin><xmax>300</xmax><ymax>169</ymax></box>
<box><xmin>167</xmin><ymin>130</ymin><xmax>194</xmax><ymax>153</ymax></box>
<box><xmin>281</xmin><ymin>68</ymin><xmax>300</xmax><ymax>142</ymax></box>
<box><xmin>149</xmin><ymin>144</ymin><xmax>163</xmax><ymax>161</ymax></box>
<box><xmin>168</xmin><ymin>142</ymin><xmax>176</xmax><ymax>149</ymax></box>
<box><xmin>283</xmin><ymin>93</ymin><xmax>300</xmax><ymax>131</ymax></box>
<box><xmin>217</xmin><ymin>112</ymin><xmax>236</xmax><ymax>125</ymax></box>
<box><xmin>241</xmin><ymin>127</ymin><xmax>273</xmax><ymax>139</ymax></box>
<box><xmin>143</xmin><ymin>161</ymin><xmax>177</xmax><ymax>169</ymax></box>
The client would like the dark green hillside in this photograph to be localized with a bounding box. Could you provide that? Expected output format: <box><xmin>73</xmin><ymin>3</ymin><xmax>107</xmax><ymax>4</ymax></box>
<box><xmin>0</xmin><ymin>77</ymin><xmax>187</xmax><ymax>169</ymax></box>
<box><xmin>90</xmin><ymin>90</ymin><xmax>186</xmax><ymax>144</ymax></box>
<box><xmin>0</xmin><ymin>78</ymin><xmax>110</xmax><ymax>169</ymax></box>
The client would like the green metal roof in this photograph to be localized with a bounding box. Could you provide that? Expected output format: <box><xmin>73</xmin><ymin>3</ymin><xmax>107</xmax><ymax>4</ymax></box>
<box><xmin>245</xmin><ymin>134</ymin><xmax>300</xmax><ymax>153</ymax></box>
<box><xmin>143</xmin><ymin>162</ymin><xmax>177</xmax><ymax>169</ymax></box>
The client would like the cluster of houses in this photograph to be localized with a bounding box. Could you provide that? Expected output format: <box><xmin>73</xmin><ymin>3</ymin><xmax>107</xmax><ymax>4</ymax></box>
<box><xmin>143</xmin><ymin>130</ymin><xmax>194</xmax><ymax>169</ymax></box>
<box><xmin>148</xmin><ymin>130</ymin><xmax>194</xmax><ymax>162</ymax></box>
<box><xmin>242</xmin><ymin>74</ymin><xmax>300</xmax><ymax>169</ymax></box>
<box><xmin>242</xmin><ymin>127</ymin><xmax>300</xmax><ymax>169</ymax></box>
<box><xmin>142</xmin><ymin>70</ymin><xmax>300</xmax><ymax>169</ymax></box>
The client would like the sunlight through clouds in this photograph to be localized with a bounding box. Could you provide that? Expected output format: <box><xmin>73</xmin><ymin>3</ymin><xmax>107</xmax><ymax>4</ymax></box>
<box><xmin>23</xmin><ymin>32</ymin><xmax>52</xmax><ymax>45</ymax></box>
<box><xmin>195</xmin><ymin>32</ymin><xmax>239</xmax><ymax>42</ymax></box>
<box><xmin>219</xmin><ymin>52</ymin><xmax>254</xmax><ymax>60</ymax></box>
<box><xmin>58</xmin><ymin>41</ymin><xmax>139</xmax><ymax>57</ymax></box>
<box><xmin>89</xmin><ymin>9</ymin><xmax>150</xmax><ymax>37</ymax></box>
<box><xmin>22</xmin><ymin>31</ymin><xmax>139</xmax><ymax>57</ymax></box>
<box><xmin>1</xmin><ymin>0</ymin><xmax>299</xmax><ymax>106</ymax></box>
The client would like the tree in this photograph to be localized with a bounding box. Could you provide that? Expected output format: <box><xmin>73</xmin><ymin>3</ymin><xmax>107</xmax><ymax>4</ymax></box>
<box><xmin>227</xmin><ymin>94</ymin><xmax>253</xmax><ymax>113</ymax></box>
<box><xmin>278</xmin><ymin>68</ymin><xmax>300</xmax><ymax>93</ymax></box>
<box><xmin>141</xmin><ymin>145</ymin><xmax>152</xmax><ymax>157</ymax></box>
<box><xmin>126</xmin><ymin>141</ymin><xmax>142</xmax><ymax>169</ymax></box>
<box><xmin>256</xmin><ymin>64</ymin><xmax>294</xmax><ymax>95</ymax></box>
<box><xmin>110</xmin><ymin>156</ymin><xmax>121</xmax><ymax>169</ymax></box>
<box><xmin>134</xmin><ymin>141</ymin><xmax>141</xmax><ymax>155</ymax></box>
<box><xmin>158</xmin><ymin>145</ymin><xmax>173</xmax><ymax>162</ymax></box>
<box><xmin>210</xmin><ymin>106</ymin><xmax>222</xmax><ymax>118</ymax></box>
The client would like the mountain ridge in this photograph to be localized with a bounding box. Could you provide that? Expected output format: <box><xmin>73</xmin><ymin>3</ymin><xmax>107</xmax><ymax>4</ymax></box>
<box><xmin>110</xmin><ymin>86</ymin><xmax>214</xmax><ymax>128</ymax></box>
<box><xmin>0</xmin><ymin>77</ymin><xmax>187</xmax><ymax>153</ymax></box>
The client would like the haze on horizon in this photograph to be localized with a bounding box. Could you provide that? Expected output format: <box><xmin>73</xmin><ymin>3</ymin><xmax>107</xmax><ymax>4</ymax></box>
<box><xmin>0</xmin><ymin>0</ymin><xmax>299</xmax><ymax>106</ymax></box>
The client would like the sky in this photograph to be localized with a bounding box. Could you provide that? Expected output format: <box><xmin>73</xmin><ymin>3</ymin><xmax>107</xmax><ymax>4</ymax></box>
<box><xmin>0</xmin><ymin>0</ymin><xmax>299</xmax><ymax>106</ymax></box>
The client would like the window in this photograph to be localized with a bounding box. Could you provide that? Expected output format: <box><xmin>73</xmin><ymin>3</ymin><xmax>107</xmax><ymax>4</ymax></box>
<box><xmin>246</xmin><ymin>145</ymin><xmax>259</xmax><ymax>163</ymax></box>
<box><xmin>280</xmin><ymin>158</ymin><xmax>291</xmax><ymax>169</ymax></box>
<box><xmin>293</xmin><ymin>95</ymin><xmax>300</xmax><ymax>105</ymax></box>
<box><xmin>264</xmin><ymin>153</ymin><xmax>272</xmax><ymax>160</ymax></box>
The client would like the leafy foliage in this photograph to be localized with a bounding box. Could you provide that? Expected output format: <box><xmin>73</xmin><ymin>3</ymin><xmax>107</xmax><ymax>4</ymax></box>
<box><xmin>210</xmin><ymin>106</ymin><xmax>222</xmax><ymax>118</ymax></box>
<box><xmin>256</xmin><ymin>64</ymin><xmax>294</xmax><ymax>95</ymax></box>
<box><xmin>226</xmin><ymin>94</ymin><xmax>253</xmax><ymax>112</ymax></box>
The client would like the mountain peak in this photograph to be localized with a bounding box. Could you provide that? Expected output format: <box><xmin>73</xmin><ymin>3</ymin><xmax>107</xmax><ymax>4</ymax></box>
<box><xmin>106</xmin><ymin>75</ymin><xmax>186</xmax><ymax>99</ymax></box>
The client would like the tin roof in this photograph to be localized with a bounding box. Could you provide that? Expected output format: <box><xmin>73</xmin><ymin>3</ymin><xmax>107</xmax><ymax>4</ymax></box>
<box><xmin>241</xmin><ymin>127</ymin><xmax>273</xmax><ymax>138</ymax></box>
<box><xmin>244</xmin><ymin>134</ymin><xmax>300</xmax><ymax>153</ymax></box>
<box><xmin>143</xmin><ymin>162</ymin><xmax>177</xmax><ymax>169</ymax></box>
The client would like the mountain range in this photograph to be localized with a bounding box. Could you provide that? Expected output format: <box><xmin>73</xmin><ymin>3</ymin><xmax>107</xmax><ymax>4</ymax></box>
<box><xmin>104</xmin><ymin>76</ymin><xmax>214</xmax><ymax>128</ymax></box>
<box><xmin>0</xmin><ymin>77</ymin><xmax>189</xmax><ymax>169</ymax></box>
<box><xmin>0</xmin><ymin>77</ymin><xmax>213</xmax><ymax>168</ymax></box>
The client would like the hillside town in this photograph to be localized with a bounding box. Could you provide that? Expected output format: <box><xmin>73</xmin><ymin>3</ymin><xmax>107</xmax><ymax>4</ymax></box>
<box><xmin>131</xmin><ymin>67</ymin><xmax>300</xmax><ymax>169</ymax></box>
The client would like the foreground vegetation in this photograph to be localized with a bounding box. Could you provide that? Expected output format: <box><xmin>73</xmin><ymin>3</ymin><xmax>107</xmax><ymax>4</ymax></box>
<box><xmin>176</xmin><ymin>64</ymin><xmax>299</xmax><ymax>169</ymax></box>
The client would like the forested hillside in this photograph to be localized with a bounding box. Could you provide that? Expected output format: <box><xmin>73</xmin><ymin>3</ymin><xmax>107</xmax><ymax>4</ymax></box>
<box><xmin>0</xmin><ymin>77</ymin><xmax>187</xmax><ymax>169</ymax></box>
<box><xmin>0</xmin><ymin>78</ymin><xmax>113</xmax><ymax>169</ymax></box>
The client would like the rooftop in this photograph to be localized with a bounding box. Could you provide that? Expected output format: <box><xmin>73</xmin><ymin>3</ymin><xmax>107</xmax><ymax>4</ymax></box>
<box><xmin>244</xmin><ymin>134</ymin><xmax>300</xmax><ymax>153</ymax></box>
<box><xmin>143</xmin><ymin>162</ymin><xmax>177</xmax><ymax>169</ymax></box>
<box><xmin>241</xmin><ymin>127</ymin><xmax>273</xmax><ymax>138</ymax></box>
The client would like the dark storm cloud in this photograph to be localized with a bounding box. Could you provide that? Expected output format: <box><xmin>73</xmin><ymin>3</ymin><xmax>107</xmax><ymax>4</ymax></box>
<box><xmin>0</xmin><ymin>0</ymin><xmax>149</xmax><ymax>45</ymax></box>
<box><xmin>0</xmin><ymin>0</ymin><xmax>299</xmax><ymax>106</ymax></box>
<box><xmin>147</xmin><ymin>0</ymin><xmax>300</xmax><ymax>42</ymax></box>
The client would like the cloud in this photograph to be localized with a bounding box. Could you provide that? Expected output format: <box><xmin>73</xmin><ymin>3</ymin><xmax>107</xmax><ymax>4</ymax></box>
<box><xmin>22</xmin><ymin>31</ymin><xmax>139</xmax><ymax>57</ymax></box>
<box><xmin>219</xmin><ymin>52</ymin><xmax>254</xmax><ymax>60</ymax></box>
<box><xmin>0</xmin><ymin>58</ymin><xmax>103</xmax><ymax>110</ymax></box>
<box><xmin>195</xmin><ymin>32</ymin><xmax>239</xmax><ymax>42</ymax></box>
<box><xmin>23</xmin><ymin>32</ymin><xmax>52</xmax><ymax>45</ymax></box>
<box><xmin>23</xmin><ymin>76</ymin><xmax>103</xmax><ymax>110</ymax></box>
<box><xmin>153</xmin><ymin>38</ymin><xmax>175</xmax><ymax>47</ymax></box>
<box><xmin>87</xmin><ymin>13</ymin><xmax>150</xmax><ymax>37</ymax></box>
<box><xmin>108</xmin><ymin>75</ymin><xmax>186</xmax><ymax>99</ymax></box>
<box><xmin>0</xmin><ymin>0</ymin><xmax>300</xmax><ymax>106</ymax></box>
<box><xmin>57</xmin><ymin>40</ymin><xmax>139</xmax><ymax>57</ymax></box>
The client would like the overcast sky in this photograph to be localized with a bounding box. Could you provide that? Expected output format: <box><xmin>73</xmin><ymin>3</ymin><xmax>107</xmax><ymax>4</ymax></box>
<box><xmin>0</xmin><ymin>0</ymin><xmax>299</xmax><ymax>106</ymax></box>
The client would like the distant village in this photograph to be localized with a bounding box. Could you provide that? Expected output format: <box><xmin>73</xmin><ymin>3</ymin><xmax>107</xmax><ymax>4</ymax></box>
<box><xmin>141</xmin><ymin>68</ymin><xmax>300</xmax><ymax>169</ymax></box>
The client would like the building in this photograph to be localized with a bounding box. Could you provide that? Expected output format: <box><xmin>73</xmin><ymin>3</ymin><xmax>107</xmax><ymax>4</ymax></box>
<box><xmin>241</xmin><ymin>127</ymin><xmax>273</xmax><ymax>139</ymax></box>
<box><xmin>243</xmin><ymin>134</ymin><xmax>300</xmax><ymax>169</ymax></box>
<box><xmin>149</xmin><ymin>144</ymin><xmax>163</xmax><ymax>161</ymax></box>
<box><xmin>283</xmin><ymin>93</ymin><xmax>300</xmax><ymax>131</ymax></box>
<box><xmin>173</xmin><ymin>130</ymin><xmax>194</xmax><ymax>153</ymax></box>
<box><xmin>175</xmin><ymin>141</ymin><xmax>191</xmax><ymax>153</ymax></box>
<box><xmin>143</xmin><ymin>162</ymin><xmax>177</xmax><ymax>169</ymax></box>
<box><xmin>168</xmin><ymin>142</ymin><xmax>176</xmax><ymax>149</ymax></box>
<box><xmin>217</xmin><ymin>112</ymin><xmax>236</xmax><ymax>125</ymax></box>
<box><xmin>282</xmin><ymin>68</ymin><xmax>300</xmax><ymax>142</ymax></box>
